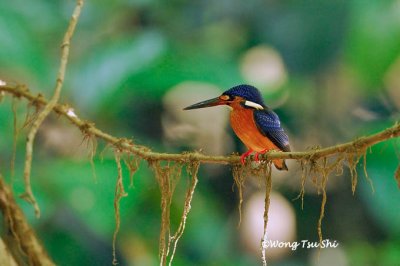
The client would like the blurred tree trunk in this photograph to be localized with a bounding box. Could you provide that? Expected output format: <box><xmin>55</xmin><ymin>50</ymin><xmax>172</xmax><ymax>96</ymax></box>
<box><xmin>0</xmin><ymin>238</ymin><xmax>17</xmax><ymax>266</ymax></box>
<box><xmin>0</xmin><ymin>178</ymin><xmax>54</xmax><ymax>266</ymax></box>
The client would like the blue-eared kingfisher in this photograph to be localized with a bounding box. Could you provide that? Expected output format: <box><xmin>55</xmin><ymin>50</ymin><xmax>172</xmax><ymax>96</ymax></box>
<box><xmin>183</xmin><ymin>84</ymin><xmax>291</xmax><ymax>170</ymax></box>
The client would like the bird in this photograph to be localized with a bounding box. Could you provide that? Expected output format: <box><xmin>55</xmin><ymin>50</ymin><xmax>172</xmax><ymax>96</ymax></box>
<box><xmin>183</xmin><ymin>84</ymin><xmax>290</xmax><ymax>170</ymax></box>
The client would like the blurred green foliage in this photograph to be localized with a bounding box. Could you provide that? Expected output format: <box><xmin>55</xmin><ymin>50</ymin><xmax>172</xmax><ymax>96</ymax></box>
<box><xmin>1</xmin><ymin>0</ymin><xmax>400</xmax><ymax>265</ymax></box>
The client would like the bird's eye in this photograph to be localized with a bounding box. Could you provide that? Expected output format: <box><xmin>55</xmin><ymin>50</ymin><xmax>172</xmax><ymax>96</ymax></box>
<box><xmin>220</xmin><ymin>95</ymin><xmax>231</xmax><ymax>101</ymax></box>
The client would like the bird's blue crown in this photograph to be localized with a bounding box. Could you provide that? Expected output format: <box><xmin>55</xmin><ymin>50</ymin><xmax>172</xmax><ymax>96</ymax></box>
<box><xmin>223</xmin><ymin>84</ymin><xmax>265</xmax><ymax>106</ymax></box>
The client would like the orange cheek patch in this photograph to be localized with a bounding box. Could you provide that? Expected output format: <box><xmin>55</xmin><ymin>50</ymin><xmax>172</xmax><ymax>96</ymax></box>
<box><xmin>219</xmin><ymin>95</ymin><xmax>230</xmax><ymax>101</ymax></box>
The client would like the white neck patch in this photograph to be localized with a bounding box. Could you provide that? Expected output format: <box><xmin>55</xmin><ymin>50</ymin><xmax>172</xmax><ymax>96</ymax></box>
<box><xmin>244</xmin><ymin>100</ymin><xmax>264</xmax><ymax>110</ymax></box>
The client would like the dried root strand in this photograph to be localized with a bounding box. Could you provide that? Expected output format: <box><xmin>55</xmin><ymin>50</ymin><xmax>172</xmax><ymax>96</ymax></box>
<box><xmin>261</xmin><ymin>163</ymin><xmax>272</xmax><ymax>266</ymax></box>
<box><xmin>232</xmin><ymin>163</ymin><xmax>246</xmax><ymax>226</ymax></box>
<box><xmin>168</xmin><ymin>161</ymin><xmax>200</xmax><ymax>266</ymax></box>
<box><xmin>362</xmin><ymin>150</ymin><xmax>375</xmax><ymax>193</ymax></box>
<box><xmin>293</xmin><ymin>159</ymin><xmax>308</xmax><ymax>210</ymax></box>
<box><xmin>149</xmin><ymin>160</ymin><xmax>199</xmax><ymax>266</ymax></box>
<box><xmin>123</xmin><ymin>153</ymin><xmax>141</xmax><ymax>188</ymax></box>
<box><xmin>317</xmin><ymin>158</ymin><xmax>329</xmax><ymax>247</ymax></box>
<box><xmin>149</xmin><ymin>160</ymin><xmax>183</xmax><ymax>266</ymax></box>
<box><xmin>112</xmin><ymin>150</ymin><xmax>128</xmax><ymax>265</ymax></box>
<box><xmin>309</xmin><ymin>159</ymin><xmax>319</xmax><ymax>190</ymax></box>
<box><xmin>82</xmin><ymin>133</ymin><xmax>98</xmax><ymax>182</ymax></box>
<box><xmin>346</xmin><ymin>153</ymin><xmax>361</xmax><ymax>195</ymax></box>
<box><xmin>335</xmin><ymin>158</ymin><xmax>344</xmax><ymax>176</ymax></box>
<box><xmin>78</xmin><ymin>130</ymin><xmax>98</xmax><ymax>179</ymax></box>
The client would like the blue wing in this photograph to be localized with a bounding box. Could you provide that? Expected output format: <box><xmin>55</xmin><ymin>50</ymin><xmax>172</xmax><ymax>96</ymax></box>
<box><xmin>253</xmin><ymin>109</ymin><xmax>291</xmax><ymax>152</ymax></box>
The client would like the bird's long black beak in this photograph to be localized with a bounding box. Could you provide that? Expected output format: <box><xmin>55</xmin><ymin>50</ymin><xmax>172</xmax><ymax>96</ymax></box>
<box><xmin>183</xmin><ymin>97</ymin><xmax>224</xmax><ymax>110</ymax></box>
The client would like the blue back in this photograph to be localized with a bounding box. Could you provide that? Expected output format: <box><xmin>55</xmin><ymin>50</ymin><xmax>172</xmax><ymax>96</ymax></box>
<box><xmin>223</xmin><ymin>84</ymin><xmax>265</xmax><ymax>106</ymax></box>
<box><xmin>253</xmin><ymin>109</ymin><xmax>290</xmax><ymax>152</ymax></box>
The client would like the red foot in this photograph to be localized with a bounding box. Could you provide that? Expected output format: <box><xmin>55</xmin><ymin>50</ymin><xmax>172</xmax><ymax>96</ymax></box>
<box><xmin>240</xmin><ymin>150</ymin><xmax>253</xmax><ymax>165</ymax></box>
<box><xmin>254</xmin><ymin>149</ymin><xmax>269</xmax><ymax>162</ymax></box>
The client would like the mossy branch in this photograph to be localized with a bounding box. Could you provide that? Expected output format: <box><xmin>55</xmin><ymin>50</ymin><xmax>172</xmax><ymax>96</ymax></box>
<box><xmin>1</xmin><ymin>85</ymin><xmax>399</xmax><ymax>166</ymax></box>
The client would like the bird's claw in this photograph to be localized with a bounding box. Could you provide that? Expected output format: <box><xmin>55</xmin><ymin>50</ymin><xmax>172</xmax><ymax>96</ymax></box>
<box><xmin>254</xmin><ymin>149</ymin><xmax>268</xmax><ymax>162</ymax></box>
<box><xmin>240</xmin><ymin>150</ymin><xmax>253</xmax><ymax>165</ymax></box>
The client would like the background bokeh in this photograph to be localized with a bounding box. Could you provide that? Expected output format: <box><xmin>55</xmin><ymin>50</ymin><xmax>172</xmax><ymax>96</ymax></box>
<box><xmin>1</xmin><ymin>0</ymin><xmax>400</xmax><ymax>265</ymax></box>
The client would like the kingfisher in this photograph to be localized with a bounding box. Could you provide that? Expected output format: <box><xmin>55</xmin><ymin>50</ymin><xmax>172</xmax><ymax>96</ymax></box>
<box><xmin>183</xmin><ymin>84</ymin><xmax>290</xmax><ymax>170</ymax></box>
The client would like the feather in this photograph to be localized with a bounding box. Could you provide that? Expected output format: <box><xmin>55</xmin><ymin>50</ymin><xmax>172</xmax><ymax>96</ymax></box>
<box><xmin>253</xmin><ymin>109</ymin><xmax>290</xmax><ymax>152</ymax></box>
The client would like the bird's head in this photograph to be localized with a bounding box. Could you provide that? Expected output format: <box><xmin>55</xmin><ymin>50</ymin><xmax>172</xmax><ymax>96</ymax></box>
<box><xmin>183</xmin><ymin>84</ymin><xmax>266</xmax><ymax>111</ymax></box>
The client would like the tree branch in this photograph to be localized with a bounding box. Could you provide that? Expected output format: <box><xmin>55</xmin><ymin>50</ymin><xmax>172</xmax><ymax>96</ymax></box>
<box><xmin>0</xmin><ymin>237</ymin><xmax>17</xmax><ymax>266</ymax></box>
<box><xmin>0</xmin><ymin>177</ymin><xmax>55</xmax><ymax>266</ymax></box>
<box><xmin>1</xmin><ymin>85</ymin><xmax>399</xmax><ymax>165</ymax></box>
<box><xmin>20</xmin><ymin>0</ymin><xmax>84</xmax><ymax>217</ymax></box>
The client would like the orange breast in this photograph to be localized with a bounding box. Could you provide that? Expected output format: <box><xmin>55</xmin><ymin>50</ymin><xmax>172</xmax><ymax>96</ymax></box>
<box><xmin>230</xmin><ymin>108</ymin><xmax>280</xmax><ymax>152</ymax></box>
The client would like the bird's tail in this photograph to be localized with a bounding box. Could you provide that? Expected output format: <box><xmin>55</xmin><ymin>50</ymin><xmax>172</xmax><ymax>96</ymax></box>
<box><xmin>273</xmin><ymin>159</ymin><xmax>288</xmax><ymax>171</ymax></box>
